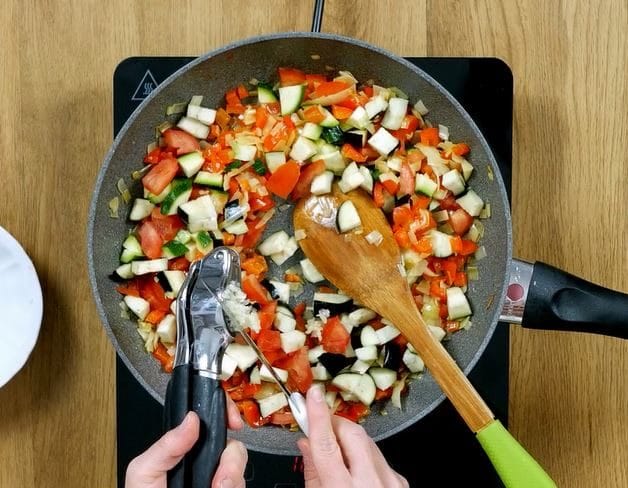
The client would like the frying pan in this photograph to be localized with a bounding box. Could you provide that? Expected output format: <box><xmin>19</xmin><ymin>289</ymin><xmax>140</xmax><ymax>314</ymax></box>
<box><xmin>87</xmin><ymin>32</ymin><xmax>628</xmax><ymax>456</ymax></box>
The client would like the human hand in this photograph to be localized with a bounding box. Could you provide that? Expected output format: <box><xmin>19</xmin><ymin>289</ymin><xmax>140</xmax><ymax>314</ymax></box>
<box><xmin>125</xmin><ymin>395</ymin><xmax>247</xmax><ymax>488</ymax></box>
<box><xmin>297</xmin><ymin>386</ymin><xmax>408</xmax><ymax>488</ymax></box>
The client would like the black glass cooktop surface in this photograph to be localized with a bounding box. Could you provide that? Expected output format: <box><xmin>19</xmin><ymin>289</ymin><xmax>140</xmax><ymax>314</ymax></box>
<box><xmin>113</xmin><ymin>56</ymin><xmax>513</xmax><ymax>488</ymax></box>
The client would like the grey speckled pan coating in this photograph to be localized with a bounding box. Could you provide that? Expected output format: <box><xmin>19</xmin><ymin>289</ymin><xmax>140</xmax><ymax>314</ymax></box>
<box><xmin>87</xmin><ymin>33</ymin><xmax>511</xmax><ymax>455</ymax></box>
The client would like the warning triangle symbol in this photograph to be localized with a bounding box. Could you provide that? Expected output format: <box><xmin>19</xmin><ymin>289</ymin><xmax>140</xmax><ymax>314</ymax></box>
<box><xmin>131</xmin><ymin>69</ymin><xmax>159</xmax><ymax>101</ymax></box>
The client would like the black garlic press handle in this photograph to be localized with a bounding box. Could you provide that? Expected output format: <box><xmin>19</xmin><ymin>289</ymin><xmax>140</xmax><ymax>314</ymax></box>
<box><xmin>165</xmin><ymin>364</ymin><xmax>192</xmax><ymax>488</ymax></box>
<box><xmin>189</xmin><ymin>374</ymin><xmax>227</xmax><ymax>488</ymax></box>
<box><xmin>523</xmin><ymin>262</ymin><xmax>628</xmax><ymax>339</ymax></box>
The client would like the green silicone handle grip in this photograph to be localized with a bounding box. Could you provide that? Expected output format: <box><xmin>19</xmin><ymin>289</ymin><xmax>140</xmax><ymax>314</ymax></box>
<box><xmin>476</xmin><ymin>420</ymin><xmax>556</xmax><ymax>488</ymax></box>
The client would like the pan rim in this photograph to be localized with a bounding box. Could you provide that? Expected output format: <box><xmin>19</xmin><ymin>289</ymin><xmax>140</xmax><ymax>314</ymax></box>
<box><xmin>87</xmin><ymin>32</ymin><xmax>513</xmax><ymax>452</ymax></box>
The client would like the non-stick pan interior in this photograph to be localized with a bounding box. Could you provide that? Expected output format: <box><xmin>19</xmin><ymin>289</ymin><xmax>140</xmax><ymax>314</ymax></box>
<box><xmin>88</xmin><ymin>33</ymin><xmax>512</xmax><ymax>455</ymax></box>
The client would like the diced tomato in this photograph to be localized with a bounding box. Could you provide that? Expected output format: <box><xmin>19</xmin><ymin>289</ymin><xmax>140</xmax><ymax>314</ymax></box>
<box><xmin>241</xmin><ymin>254</ymin><xmax>268</xmax><ymax>279</ymax></box>
<box><xmin>402</xmin><ymin>114</ymin><xmax>420</xmax><ymax>132</ymax></box>
<box><xmin>410</xmin><ymin>194</ymin><xmax>431</xmax><ymax>211</ymax></box>
<box><xmin>278</xmin><ymin>67</ymin><xmax>306</xmax><ymax>86</ymax></box>
<box><xmin>258</xmin><ymin>301</ymin><xmax>276</xmax><ymax>330</ymax></box>
<box><xmin>335</xmin><ymin>402</ymin><xmax>369</xmax><ymax>423</ymax></box>
<box><xmin>450</xmin><ymin>235</ymin><xmax>463</xmax><ymax>255</ymax></box>
<box><xmin>305</xmin><ymin>73</ymin><xmax>327</xmax><ymax>91</ymax></box>
<box><xmin>453</xmin><ymin>272</ymin><xmax>467</xmax><ymax>287</ymax></box>
<box><xmin>394</xmin><ymin>228</ymin><xmax>411</xmax><ymax>249</ymax></box>
<box><xmin>142</xmin><ymin>157</ymin><xmax>179</xmax><ymax>195</ymax></box>
<box><xmin>242</xmin><ymin>274</ymin><xmax>272</xmax><ymax>305</ymax></box>
<box><xmin>293</xmin><ymin>302</ymin><xmax>306</xmax><ymax>317</ymax></box>
<box><xmin>248</xmin><ymin>192</ymin><xmax>274</xmax><ymax>212</ymax></box>
<box><xmin>143</xmin><ymin>147</ymin><xmax>162</xmax><ymax>164</ymax></box>
<box><xmin>152</xmin><ymin>343</ymin><xmax>174</xmax><ymax>373</ymax></box>
<box><xmin>266</xmin><ymin>161</ymin><xmax>300</xmax><ymax>199</ymax></box>
<box><xmin>255</xmin><ymin>106</ymin><xmax>268</xmax><ymax>129</ymax></box>
<box><xmin>290</xmin><ymin>160</ymin><xmax>326</xmax><ymax>200</ymax></box>
<box><xmin>360</xmin><ymin>145</ymin><xmax>380</xmax><ymax>161</ymax></box>
<box><xmin>116</xmin><ymin>279</ymin><xmax>140</xmax><ymax>297</ymax></box>
<box><xmin>284</xmin><ymin>273</ymin><xmax>301</xmax><ymax>283</ymax></box>
<box><xmin>256</xmin><ymin>329</ymin><xmax>281</xmax><ymax>352</ymax></box>
<box><xmin>236</xmin><ymin>84</ymin><xmax>249</xmax><ymax>99</ymax></box>
<box><xmin>331</xmin><ymin>105</ymin><xmax>353</xmax><ymax>120</ymax></box>
<box><xmin>392</xmin><ymin>333</ymin><xmax>408</xmax><ymax>349</ymax></box>
<box><xmin>341</xmin><ymin>143</ymin><xmax>367</xmax><ymax>163</ymax></box>
<box><xmin>139</xmin><ymin>277</ymin><xmax>172</xmax><ymax>312</ymax></box>
<box><xmin>392</xmin><ymin>205</ymin><xmax>413</xmax><ymax>229</ymax></box>
<box><xmin>375</xmin><ymin>388</ymin><xmax>393</xmax><ymax>401</ymax></box>
<box><xmin>145</xmin><ymin>309</ymin><xmax>167</xmax><ymax>325</ymax></box>
<box><xmin>429</xmin><ymin>279</ymin><xmax>447</xmax><ymax>302</ymax></box>
<box><xmin>137</xmin><ymin>221</ymin><xmax>163</xmax><ymax>259</ymax></box>
<box><xmin>335</xmin><ymin>92</ymin><xmax>368</xmax><ymax>110</ymax></box>
<box><xmin>150</xmin><ymin>209</ymin><xmax>185</xmax><ymax>241</ymax></box>
<box><xmin>398</xmin><ymin>162</ymin><xmax>415</xmax><ymax>196</ymax></box>
<box><xmin>419</xmin><ymin>127</ymin><xmax>440</xmax><ymax>146</ymax></box>
<box><xmin>302</xmin><ymin>105</ymin><xmax>326</xmax><ymax>124</ymax></box>
<box><xmin>225</xmin><ymin>88</ymin><xmax>241</xmax><ymax>107</ymax></box>
<box><xmin>237</xmin><ymin>400</ymin><xmax>269</xmax><ymax>428</ymax></box>
<box><xmin>265</xmin><ymin>349</ymin><xmax>288</xmax><ymax>365</ymax></box>
<box><xmin>413</xmin><ymin>235</ymin><xmax>432</xmax><ymax>254</ymax></box>
<box><xmin>240</xmin><ymin>221</ymin><xmax>266</xmax><ymax>250</ymax></box>
<box><xmin>227</xmin><ymin>381</ymin><xmax>261</xmax><ymax>402</ymax></box>
<box><xmin>439</xmin><ymin>303</ymin><xmax>449</xmax><ymax>319</ymax></box>
<box><xmin>438</xmin><ymin>193</ymin><xmax>460</xmax><ymax>211</ymax></box>
<box><xmin>270</xmin><ymin>411</ymin><xmax>295</xmax><ymax>426</ymax></box>
<box><xmin>449</xmin><ymin>208</ymin><xmax>474</xmax><ymax>235</ymax></box>
<box><xmin>162</xmin><ymin>129</ymin><xmax>200</xmax><ymax>155</ymax></box>
<box><xmin>381</xmin><ymin>177</ymin><xmax>399</xmax><ymax>195</ymax></box>
<box><xmin>373</xmin><ymin>182</ymin><xmax>387</xmax><ymax>208</ymax></box>
<box><xmin>441</xmin><ymin>258</ymin><xmax>458</xmax><ymax>285</ymax></box>
<box><xmin>362</xmin><ymin>85</ymin><xmax>374</xmax><ymax>97</ymax></box>
<box><xmin>445</xmin><ymin>320</ymin><xmax>461</xmax><ymax>334</ymax></box>
<box><xmin>321</xmin><ymin>316</ymin><xmax>350</xmax><ymax>354</ymax></box>
<box><xmin>275</xmin><ymin>347</ymin><xmax>313</xmax><ymax>394</ymax></box>
<box><xmin>459</xmin><ymin>239</ymin><xmax>478</xmax><ymax>256</ymax></box>
<box><xmin>222</xmin><ymin>232</ymin><xmax>235</xmax><ymax>246</ymax></box>
<box><xmin>310</xmin><ymin>81</ymin><xmax>351</xmax><ymax>99</ymax></box>
<box><xmin>451</xmin><ymin>142</ymin><xmax>470</xmax><ymax>156</ymax></box>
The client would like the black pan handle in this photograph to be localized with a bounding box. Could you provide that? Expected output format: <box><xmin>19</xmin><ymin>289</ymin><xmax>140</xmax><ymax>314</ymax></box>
<box><xmin>522</xmin><ymin>262</ymin><xmax>628</xmax><ymax>339</ymax></box>
<box><xmin>189</xmin><ymin>374</ymin><xmax>227</xmax><ymax>488</ymax></box>
<box><xmin>165</xmin><ymin>364</ymin><xmax>191</xmax><ymax>488</ymax></box>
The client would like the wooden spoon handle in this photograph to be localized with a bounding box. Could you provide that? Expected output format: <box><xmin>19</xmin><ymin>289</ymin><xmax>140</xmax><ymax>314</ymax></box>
<box><xmin>387</xmin><ymin>297</ymin><xmax>494</xmax><ymax>432</ymax></box>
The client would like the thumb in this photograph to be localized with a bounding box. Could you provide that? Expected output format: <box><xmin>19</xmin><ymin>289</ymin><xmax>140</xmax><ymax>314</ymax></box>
<box><xmin>125</xmin><ymin>412</ymin><xmax>200</xmax><ymax>487</ymax></box>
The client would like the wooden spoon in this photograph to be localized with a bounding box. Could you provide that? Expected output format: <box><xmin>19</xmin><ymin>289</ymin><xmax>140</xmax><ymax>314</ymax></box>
<box><xmin>294</xmin><ymin>185</ymin><xmax>555</xmax><ymax>487</ymax></box>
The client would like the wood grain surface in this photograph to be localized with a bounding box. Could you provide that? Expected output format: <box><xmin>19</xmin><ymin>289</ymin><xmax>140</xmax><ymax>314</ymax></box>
<box><xmin>0</xmin><ymin>1</ymin><xmax>625</xmax><ymax>487</ymax></box>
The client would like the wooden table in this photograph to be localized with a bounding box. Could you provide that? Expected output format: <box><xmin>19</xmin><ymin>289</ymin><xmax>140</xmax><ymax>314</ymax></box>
<box><xmin>0</xmin><ymin>1</ymin><xmax>626</xmax><ymax>486</ymax></box>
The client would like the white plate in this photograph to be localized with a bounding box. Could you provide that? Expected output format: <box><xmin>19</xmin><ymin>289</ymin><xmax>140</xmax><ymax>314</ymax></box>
<box><xmin>0</xmin><ymin>226</ymin><xmax>43</xmax><ymax>388</ymax></box>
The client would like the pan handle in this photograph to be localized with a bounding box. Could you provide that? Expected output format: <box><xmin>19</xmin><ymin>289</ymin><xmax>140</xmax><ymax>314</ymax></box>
<box><xmin>501</xmin><ymin>259</ymin><xmax>628</xmax><ymax>339</ymax></box>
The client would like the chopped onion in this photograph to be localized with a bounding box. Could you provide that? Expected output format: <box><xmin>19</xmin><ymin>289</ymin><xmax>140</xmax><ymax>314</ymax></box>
<box><xmin>474</xmin><ymin>245</ymin><xmax>487</xmax><ymax>261</ymax></box>
<box><xmin>414</xmin><ymin>280</ymin><xmax>430</xmax><ymax>295</ymax></box>
<box><xmin>365</xmin><ymin>230</ymin><xmax>383</xmax><ymax>246</ymax></box>
<box><xmin>249</xmin><ymin>77</ymin><xmax>259</xmax><ymax>86</ymax></box>
<box><xmin>294</xmin><ymin>229</ymin><xmax>307</xmax><ymax>241</ymax></box>
<box><xmin>165</xmin><ymin>101</ymin><xmax>188</xmax><ymax>115</ymax></box>
<box><xmin>256</xmin><ymin>208</ymin><xmax>275</xmax><ymax>228</ymax></box>
<box><xmin>131</xmin><ymin>165</ymin><xmax>151</xmax><ymax>180</ymax></box>
<box><xmin>334</xmin><ymin>71</ymin><xmax>358</xmax><ymax>84</ymax></box>
<box><xmin>155</xmin><ymin>121</ymin><xmax>172</xmax><ymax>136</ymax></box>
<box><xmin>391</xmin><ymin>373</ymin><xmax>409</xmax><ymax>409</ymax></box>
<box><xmin>433</xmin><ymin>210</ymin><xmax>449</xmax><ymax>223</ymax></box>
<box><xmin>310</xmin><ymin>54</ymin><xmax>321</xmax><ymax>60</ymax></box>
<box><xmin>146</xmin><ymin>141</ymin><xmax>158</xmax><ymax>154</ymax></box>
<box><xmin>108</xmin><ymin>197</ymin><xmax>119</xmax><ymax>218</ymax></box>
<box><xmin>438</xmin><ymin>124</ymin><xmax>449</xmax><ymax>141</ymax></box>
<box><xmin>479</xmin><ymin>203</ymin><xmax>491</xmax><ymax>219</ymax></box>
<box><xmin>487</xmin><ymin>165</ymin><xmax>494</xmax><ymax>181</ymax></box>
<box><xmin>305</xmin><ymin>86</ymin><xmax>355</xmax><ymax>106</ymax></box>
<box><xmin>414</xmin><ymin>100</ymin><xmax>429</xmax><ymax>116</ymax></box>
<box><xmin>467</xmin><ymin>266</ymin><xmax>479</xmax><ymax>281</ymax></box>
<box><xmin>389</xmin><ymin>86</ymin><xmax>409</xmax><ymax>99</ymax></box>
<box><xmin>117</xmin><ymin>178</ymin><xmax>131</xmax><ymax>203</ymax></box>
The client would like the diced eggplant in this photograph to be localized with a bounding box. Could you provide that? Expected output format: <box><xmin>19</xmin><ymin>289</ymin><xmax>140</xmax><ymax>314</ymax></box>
<box><xmin>274</xmin><ymin>305</ymin><xmax>296</xmax><ymax>332</ymax></box>
<box><xmin>280</xmin><ymin>330</ymin><xmax>306</xmax><ymax>354</ymax></box>
<box><xmin>318</xmin><ymin>353</ymin><xmax>353</xmax><ymax>377</ymax></box>
<box><xmin>344</xmin><ymin>129</ymin><xmax>367</xmax><ymax>147</ymax></box>
<box><xmin>155</xmin><ymin>314</ymin><xmax>176</xmax><ymax>344</ymax></box>
<box><xmin>381</xmin><ymin>343</ymin><xmax>403</xmax><ymax>371</ymax></box>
